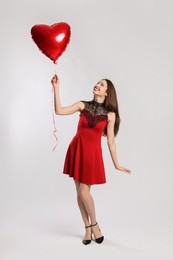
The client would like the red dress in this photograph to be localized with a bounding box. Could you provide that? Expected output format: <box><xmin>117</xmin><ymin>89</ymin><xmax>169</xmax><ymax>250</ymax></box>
<box><xmin>63</xmin><ymin>100</ymin><xmax>108</xmax><ymax>185</ymax></box>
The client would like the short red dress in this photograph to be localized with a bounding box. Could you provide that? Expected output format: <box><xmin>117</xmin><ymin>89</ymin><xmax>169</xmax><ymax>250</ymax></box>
<box><xmin>63</xmin><ymin>100</ymin><xmax>108</xmax><ymax>185</ymax></box>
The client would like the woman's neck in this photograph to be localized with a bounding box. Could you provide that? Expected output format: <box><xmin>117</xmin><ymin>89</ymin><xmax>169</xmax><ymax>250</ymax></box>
<box><xmin>94</xmin><ymin>95</ymin><xmax>105</xmax><ymax>104</ymax></box>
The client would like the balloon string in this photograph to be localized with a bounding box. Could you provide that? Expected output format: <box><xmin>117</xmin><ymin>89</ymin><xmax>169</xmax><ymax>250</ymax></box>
<box><xmin>51</xmin><ymin>62</ymin><xmax>58</xmax><ymax>151</ymax></box>
<box><xmin>52</xmin><ymin>85</ymin><xmax>58</xmax><ymax>151</ymax></box>
<box><xmin>54</xmin><ymin>62</ymin><xmax>58</xmax><ymax>75</ymax></box>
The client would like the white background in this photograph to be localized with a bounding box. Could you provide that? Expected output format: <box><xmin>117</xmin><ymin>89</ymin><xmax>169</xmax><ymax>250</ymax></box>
<box><xmin>0</xmin><ymin>0</ymin><xmax>173</xmax><ymax>259</ymax></box>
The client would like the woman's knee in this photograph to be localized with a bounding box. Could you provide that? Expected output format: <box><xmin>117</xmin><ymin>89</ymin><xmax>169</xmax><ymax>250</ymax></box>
<box><xmin>78</xmin><ymin>184</ymin><xmax>90</xmax><ymax>201</ymax></box>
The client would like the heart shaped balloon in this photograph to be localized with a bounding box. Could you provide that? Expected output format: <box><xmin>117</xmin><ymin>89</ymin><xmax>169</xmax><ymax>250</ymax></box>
<box><xmin>31</xmin><ymin>22</ymin><xmax>71</xmax><ymax>63</ymax></box>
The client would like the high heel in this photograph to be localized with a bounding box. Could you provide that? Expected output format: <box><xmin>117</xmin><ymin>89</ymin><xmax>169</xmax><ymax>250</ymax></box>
<box><xmin>91</xmin><ymin>222</ymin><xmax>104</xmax><ymax>244</ymax></box>
<box><xmin>82</xmin><ymin>225</ymin><xmax>92</xmax><ymax>245</ymax></box>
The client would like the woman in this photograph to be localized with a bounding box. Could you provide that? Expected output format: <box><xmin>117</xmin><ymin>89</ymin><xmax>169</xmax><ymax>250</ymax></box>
<box><xmin>51</xmin><ymin>74</ymin><xmax>132</xmax><ymax>245</ymax></box>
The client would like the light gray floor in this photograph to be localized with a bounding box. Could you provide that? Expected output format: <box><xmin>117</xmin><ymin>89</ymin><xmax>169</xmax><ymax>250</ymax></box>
<box><xmin>1</xmin><ymin>189</ymin><xmax>173</xmax><ymax>260</ymax></box>
<box><xmin>1</xmin><ymin>215</ymin><xmax>173</xmax><ymax>259</ymax></box>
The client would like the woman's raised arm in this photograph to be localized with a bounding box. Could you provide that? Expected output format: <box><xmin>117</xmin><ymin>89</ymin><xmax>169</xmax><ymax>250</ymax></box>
<box><xmin>51</xmin><ymin>74</ymin><xmax>84</xmax><ymax>115</ymax></box>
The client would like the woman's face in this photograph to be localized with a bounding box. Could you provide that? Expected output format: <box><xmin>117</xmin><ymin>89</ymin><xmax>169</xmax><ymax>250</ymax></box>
<box><xmin>93</xmin><ymin>80</ymin><xmax>107</xmax><ymax>97</ymax></box>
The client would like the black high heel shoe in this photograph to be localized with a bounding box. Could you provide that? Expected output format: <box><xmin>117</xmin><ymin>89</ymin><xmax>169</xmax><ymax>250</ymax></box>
<box><xmin>82</xmin><ymin>225</ymin><xmax>92</xmax><ymax>245</ymax></box>
<box><xmin>91</xmin><ymin>222</ymin><xmax>104</xmax><ymax>244</ymax></box>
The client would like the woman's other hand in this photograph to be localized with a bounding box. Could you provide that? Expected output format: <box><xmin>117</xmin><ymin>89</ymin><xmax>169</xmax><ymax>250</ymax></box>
<box><xmin>115</xmin><ymin>165</ymin><xmax>132</xmax><ymax>174</ymax></box>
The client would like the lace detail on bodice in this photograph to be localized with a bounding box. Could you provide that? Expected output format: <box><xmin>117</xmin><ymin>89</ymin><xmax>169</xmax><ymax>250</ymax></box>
<box><xmin>81</xmin><ymin>100</ymin><xmax>108</xmax><ymax>127</ymax></box>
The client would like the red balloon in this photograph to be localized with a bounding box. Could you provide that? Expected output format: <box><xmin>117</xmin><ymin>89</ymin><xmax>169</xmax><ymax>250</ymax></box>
<box><xmin>31</xmin><ymin>22</ymin><xmax>71</xmax><ymax>63</ymax></box>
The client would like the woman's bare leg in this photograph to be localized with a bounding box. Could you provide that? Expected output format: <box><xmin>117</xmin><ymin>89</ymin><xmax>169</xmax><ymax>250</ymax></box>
<box><xmin>74</xmin><ymin>181</ymin><xmax>90</xmax><ymax>226</ymax></box>
<box><xmin>74</xmin><ymin>181</ymin><xmax>91</xmax><ymax>240</ymax></box>
<box><xmin>77</xmin><ymin>183</ymin><xmax>97</xmax><ymax>225</ymax></box>
<box><xmin>74</xmin><ymin>181</ymin><xmax>103</xmax><ymax>239</ymax></box>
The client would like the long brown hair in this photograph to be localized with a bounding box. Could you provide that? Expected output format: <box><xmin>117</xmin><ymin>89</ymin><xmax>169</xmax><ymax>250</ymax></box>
<box><xmin>103</xmin><ymin>79</ymin><xmax>121</xmax><ymax>137</ymax></box>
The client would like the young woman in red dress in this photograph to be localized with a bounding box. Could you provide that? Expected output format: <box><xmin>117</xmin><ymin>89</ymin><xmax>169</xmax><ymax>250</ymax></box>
<box><xmin>51</xmin><ymin>74</ymin><xmax>132</xmax><ymax>245</ymax></box>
